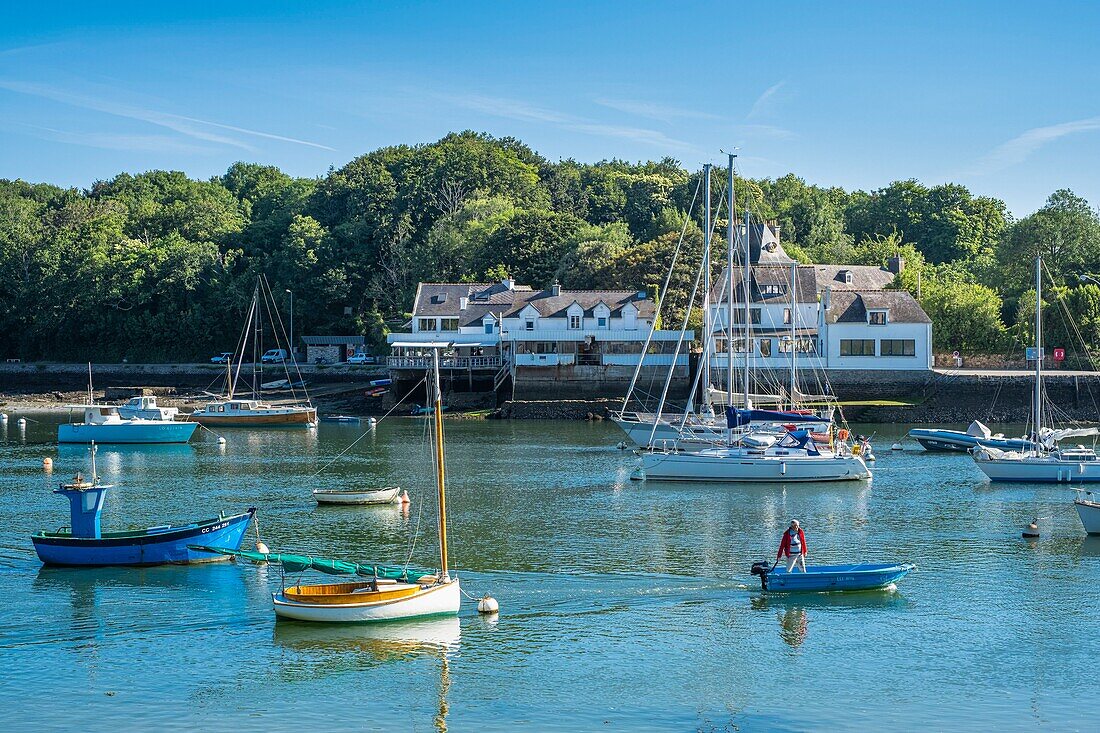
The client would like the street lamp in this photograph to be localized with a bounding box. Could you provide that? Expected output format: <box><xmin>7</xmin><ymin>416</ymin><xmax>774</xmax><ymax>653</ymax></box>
<box><xmin>1079</xmin><ymin>274</ymin><xmax>1100</xmax><ymax>286</ymax></box>
<box><xmin>285</xmin><ymin>289</ymin><xmax>294</xmax><ymax>359</ymax></box>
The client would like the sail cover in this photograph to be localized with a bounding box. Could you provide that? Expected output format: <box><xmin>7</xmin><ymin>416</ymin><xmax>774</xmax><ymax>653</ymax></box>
<box><xmin>190</xmin><ymin>546</ymin><xmax>434</xmax><ymax>581</ymax></box>
<box><xmin>726</xmin><ymin>407</ymin><xmax>830</xmax><ymax>429</ymax></box>
<box><xmin>1043</xmin><ymin>427</ymin><xmax>1100</xmax><ymax>448</ymax></box>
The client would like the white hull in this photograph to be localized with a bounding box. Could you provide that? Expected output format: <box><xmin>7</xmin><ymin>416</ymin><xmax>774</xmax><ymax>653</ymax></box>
<box><xmin>639</xmin><ymin>449</ymin><xmax>871</xmax><ymax>482</ymax></box>
<box><xmin>614</xmin><ymin>417</ymin><xmax>725</xmax><ymax>448</ymax></box>
<box><xmin>1075</xmin><ymin>498</ymin><xmax>1100</xmax><ymax>534</ymax></box>
<box><xmin>974</xmin><ymin>457</ymin><xmax>1100</xmax><ymax>483</ymax></box>
<box><xmin>273</xmin><ymin>578</ymin><xmax>461</xmax><ymax>622</ymax></box>
<box><xmin>312</xmin><ymin>487</ymin><xmax>400</xmax><ymax>505</ymax></box>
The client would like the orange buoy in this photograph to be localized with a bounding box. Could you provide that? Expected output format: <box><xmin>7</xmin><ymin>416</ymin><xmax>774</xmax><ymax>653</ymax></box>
<box><xmin>399</xmin><ymin>490</ymin><xmax>411</xmax><ymax>505</ymax></box>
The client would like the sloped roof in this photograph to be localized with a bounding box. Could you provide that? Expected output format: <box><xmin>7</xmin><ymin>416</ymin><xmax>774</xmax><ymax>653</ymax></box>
<box><xmin>302</xmin><ymin>335</ymin><xmax>365</xmax><ymax>345</ymax></box>
<box><xmin>813</xmin><ymin>265</ymin><xmax>896</xmax><ymax>291</ymax></box>
<box><xmin>411</xmin><ymin>281</ymin><xmax>655</xmax><ymax>325</ymax></box>
<box><xmin>713</xmin><ymin>265</ymin><xmax>818</xmax><ymax>304</ymax></box>
<box><xmin>826</xmin><ymin>291</ymin><xmax>931</xmax><ymax>324</ymax></box>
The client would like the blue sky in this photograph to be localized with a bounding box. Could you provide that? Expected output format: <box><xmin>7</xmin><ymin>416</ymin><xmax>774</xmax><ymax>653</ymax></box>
<box><xmin>1</xmin><ymin>1</ymin><xmax>1098</xmax><ymax>216</ymax></box>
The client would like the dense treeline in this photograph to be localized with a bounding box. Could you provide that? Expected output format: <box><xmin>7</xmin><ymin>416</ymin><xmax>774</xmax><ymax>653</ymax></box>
<box><xmin>1</xmin><ymin>131</ymin><xmax>1099</xmax><ymax>362</ymax></box>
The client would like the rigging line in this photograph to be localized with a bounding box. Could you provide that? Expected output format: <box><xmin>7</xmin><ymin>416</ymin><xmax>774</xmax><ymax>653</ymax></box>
<box><xmin>309</xmin><ymin>376</ymin><xmax>426</xmax><ymax>478</ymax></box>
<box><xmin>261</xmin><ymin>273</ymin><xmax>312</xmax><ymax>404</ymax></box>
<box><xmin>621</xmin><ymin>174</ymin><xmax>702</xmax><ymax>413</ymax></box>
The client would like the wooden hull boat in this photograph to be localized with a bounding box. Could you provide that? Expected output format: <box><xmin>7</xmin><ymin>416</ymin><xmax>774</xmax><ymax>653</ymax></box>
<box><xmin>188</xmin><ymin>405</ymin><xmax>317</xmax><ymax>427</ymax></box>
<box><xmin>751</xmin><ymin>561</ymin><xmax>914</xmax><ymax>592</ymax></box>
<box><xmin>273</xmin><ymin>577</ymin><xmax>461</xmax><ymax>623</ymax></box>
<box><xmin>34</xmin><ymin>508</ymin><xmax>255</xmax><ymax>566</ymax></box>
<box><xmin>312</xmin><ymin>487</ymin><xmax>400</xmax><ymax>505</ymax></box>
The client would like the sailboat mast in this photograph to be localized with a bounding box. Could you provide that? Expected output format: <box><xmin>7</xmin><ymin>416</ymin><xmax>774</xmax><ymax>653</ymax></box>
<box><xmin>432</xmin><ymin>348</ymin><xmax>450</xmax><ymax>580</ymax></box>
<box><xmin>87</xmin><ymin>362</ymin><xmax>93</xmax><ymax>405</ymax></box>
<box><xmin>702</xmin><ymin>163</ymin><xmax>712</xmax><ymax>411</ymax></box>
<box><xmin>1034</xmin><ymin>255</ymin><xmax>1043</xmax><ymax>455</ymax></box>
<box><xmin>726</xmin><ymin>154</ymin><xmax>736</xmax><ymax>404</ymax></box>
<box><xmin>790</xmin><ymin>261</ymin><xmax>798</xmax><ymax>410</ymax></box>
<box><xmin>742</xmin><ymin>209</ymin><xmax>752</xmax><ymax>409</ymax></box>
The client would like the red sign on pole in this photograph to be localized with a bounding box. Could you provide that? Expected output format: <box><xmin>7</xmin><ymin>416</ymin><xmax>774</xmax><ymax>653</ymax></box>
<box><xmin>1053</xmin><ymin>348</ymin><xmax>1066</xmax><ymax>362</ymax></box>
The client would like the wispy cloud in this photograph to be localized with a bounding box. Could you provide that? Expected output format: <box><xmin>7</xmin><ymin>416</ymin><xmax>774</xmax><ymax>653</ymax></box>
<box><xmin>592</xmin><ymin>97</ymin><xmax>717</xmax><ymax>123</ymax></box>
<box><xmin>734</xmin><ymin>124</ymin><xmax>797</xmax><ymax>140</ymax></box>
<box><xmin>0</xmin><ymin>80</ymin><xmax>336</xmax><ymax>152</ymax></box>
<box><xmin>970</xmin><ymin>116</ymin><xmax>1100</xmax><ymax>174</ymax></box>
<box><xmin>441</xmin><ymin>93</ymin><xmax>573</xmax><ymax>124</ymax></box>
<box><xmin>442</xmin><ymin>92</ymin><xmax>698</xmax><ymax>152</ymax></box>
<box><xmin>747</xmin><ymin>81</ymin><xmax>785</xmax><ymax>120</ymax></box>
<box><xmin>15</xmin><ymin>124</ymin><xmax>213</xmax><ymax>154</ymax></box>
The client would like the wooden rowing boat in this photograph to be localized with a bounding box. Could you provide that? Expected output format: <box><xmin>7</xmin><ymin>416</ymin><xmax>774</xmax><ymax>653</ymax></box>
<box><xmin>312</xmin><ymin>487</ymin><xmax>401</xmax><ymax>505</ymax></box>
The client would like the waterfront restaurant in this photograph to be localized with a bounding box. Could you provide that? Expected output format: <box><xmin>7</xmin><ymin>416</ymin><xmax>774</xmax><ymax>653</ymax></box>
<box><xmin>387</xmin><ymin>280</ymin><xmax>691</xmax><ymax>391</ymax></box>
<box><xmin>707</xmin><ymin>221</ymin><xmax>933</xmax><ymax>376</ymax></box>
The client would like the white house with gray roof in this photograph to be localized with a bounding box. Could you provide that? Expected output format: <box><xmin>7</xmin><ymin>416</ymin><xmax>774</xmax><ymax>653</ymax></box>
<box><xmin>388</xmin><ymin>279</ymin><xmax>692</xmax><ymax>381</ymax></box>
<box><xmin>708</xmin><ymin>221</ymin><xmax>932</xmax><ymax>373</ymax></box>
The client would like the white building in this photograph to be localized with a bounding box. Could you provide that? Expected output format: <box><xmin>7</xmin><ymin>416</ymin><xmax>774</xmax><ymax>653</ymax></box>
<box><xmin>388</xmin><ymin>280</ymin><xmax>692</xmax><ymax>387</ymax></box>
<box><xmin>707</xmin><ymin>222</ymin><xmax>932</xmax><ymax>375</ymax></box>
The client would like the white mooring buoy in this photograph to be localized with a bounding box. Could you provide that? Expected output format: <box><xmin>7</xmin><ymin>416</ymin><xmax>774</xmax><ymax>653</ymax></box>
<box><xmin>891</xmin><ymin>442</ymin><xmax>903</xmax><ymax>451</ymax></box>
<box><xmin>17</xmin><ymin>417</ymin><xmax>26</xmax><ymax>427</ymax></box>
<box><xmin>42</xmin><ymin>457</ymin><xmax>53</xmax><ymax>471</ymax></box>
<box><xmin>477</xmin><ymin>596</ymin><xmax>499</xmax><ymax>614</ymax></box>
<box><xmin>256</xmin><ymin>541</ymin><xmax>271</xmax><ymax>555</ymax></box>
<box><xmin>1022</xmin><ymin>520</ymin><xmax>1040</xmax><ymax>539</ymax></box>
<box><xmin>368</xmin><ymin>417</ymin><xmax>378</xmax><ymax>427</ymax></box>
<box><xmin>217</xmin><ymin>436</ymin><xmax>227</xmax><ymax>445</ymax></box>
<box><xmin>0</xmin><ymin>413</ymin><xmax>7</xmax><ymax>422</ymax></box>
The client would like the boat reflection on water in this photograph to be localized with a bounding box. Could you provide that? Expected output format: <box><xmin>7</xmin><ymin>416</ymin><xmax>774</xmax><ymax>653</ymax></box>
<box><xmin>751</xmin><ymin>590</ymin><xmax>910</xmax><ymax>649</ymax></box>
<box><xmin>273</xmin><ymin>616</ymin><xmax>459</xmax><ymax>731</ymax></box>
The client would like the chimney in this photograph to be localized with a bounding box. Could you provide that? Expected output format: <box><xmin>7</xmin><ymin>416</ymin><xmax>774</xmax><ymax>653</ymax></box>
<box><xmin>502</xmin><ymin>278</ymin><xmax>514</xmax><ymax>291</ymax></box>
<box><xmin>551</xmin><ymin>283</ymin><xmax>561</xmax><ymax>297</ymax></box>
<box><xmin>769</xmin><ymin>219</ymin><xmax>781</xmax><ymax>245</ymax></box>
<box><xmin>459</xmin><ymin>296</ymin><xmax>468</xmax><ymax>310</ymax></box>
<box><xmin>887</xmin><ymin>255</ymin><xmax>905</xmax><ymax>275</ymax></box>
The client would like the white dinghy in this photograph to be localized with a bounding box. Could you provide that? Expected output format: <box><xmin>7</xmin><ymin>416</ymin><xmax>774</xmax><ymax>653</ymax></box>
<box><xmin>312</xmin><ymin>486</ymin><xmax>402</xmax><ymax>505</ymax></box>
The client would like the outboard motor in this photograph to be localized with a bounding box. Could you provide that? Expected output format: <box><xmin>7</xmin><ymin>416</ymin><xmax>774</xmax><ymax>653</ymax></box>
<box><xmin>750</xmin><ymin>561</ymin><xmax>771</xmax><ymax>590</ymax></box>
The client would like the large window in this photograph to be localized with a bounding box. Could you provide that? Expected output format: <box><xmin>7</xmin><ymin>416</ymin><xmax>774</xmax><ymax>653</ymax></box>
<box><xmin>440</xmin><ymin>318</ymin><xmax>459</xmax><ymax>331</ymax></box>
<box><xmin>868</xmin><ymin>310</ymin><xmax>888</xmax><ymax>325</ymax></box>
<box><xmin>534</xmin><ymin>342</ymin><xmax>558</xmax><ymax>354</ymax></box>
<box><xmin>732</xmin><ymin>308</ymin><xmax>762</xmax><ymax>325</ymax></box>
<box><xmin>840</xmin><ymin>339</ymin><xmax>876</xmax><ymax>356</ymax></box>
<box><xmin>417</xmin><ymin>317</ymin><xmax>435</xmax><ymax>331</ymax></box>
<box><xmin>779</xmin><ymin>337</ymin><xmax>816</xmax><ymax>354</ymax></box>
<box><xmin>880</xmin><ymin>339</ymin><xmax>916</xmax><ymax>356</ymax></box>
<box><xmin>569</xmin><ymin>314</ymin><xmax>581</xmax><ymax>329</ymax></box>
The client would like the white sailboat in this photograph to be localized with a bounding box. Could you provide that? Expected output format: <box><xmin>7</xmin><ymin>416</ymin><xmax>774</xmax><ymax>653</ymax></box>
<box><xmin>972</xmin><ymin>256</ymin><xmax>1100</xmax><ymax>483</ymax></box>
<box><xmin>636</xmin><ymin>155</ymin><xmax>870</xmax><ymax>482</ymax></box>
<box><xmin>1074</xmin><ymin>490</ymin><xmax>1100</xmax><ymax>534</ymax></box>
<box><xmin>270</xmin><ymin>346</ymin><xmax>461</xmax><ymax>622</ymax></box>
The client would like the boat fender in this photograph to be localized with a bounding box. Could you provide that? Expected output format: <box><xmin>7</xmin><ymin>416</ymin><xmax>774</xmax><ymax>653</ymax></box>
<box><xmin>478</xmin><ymin>596</ymin><xmax>499</xmax><ymax>614</ymax></box>
<box><xmin>399</xmin><ymin>490</ymin><xmax>410</xmax><ymax>506</ymax></box>
<box><xmin>750</xmin><ymin>561</ymin><xmax>770</xmax><ymax>591</ymax></box>
<box><xmin>43</xmin><ymin>457</ymin><xmax>53</xmax><ymax>471</ymax></box>
<box><xmin>255</xmin><ymin>541</ymin><xmax>270</xmax><ymax>556</ymax></box>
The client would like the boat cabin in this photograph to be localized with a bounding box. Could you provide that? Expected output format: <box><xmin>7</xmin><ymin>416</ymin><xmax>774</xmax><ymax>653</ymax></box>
<box><xmin>66</xmin><ymin>405</ymin><xmax>125</xmax><ymax>425</ymax></box>
<box><xmin>204</xmin><ymin>400</ymin><xmax>272</xmax><ymax>413</ymax></box>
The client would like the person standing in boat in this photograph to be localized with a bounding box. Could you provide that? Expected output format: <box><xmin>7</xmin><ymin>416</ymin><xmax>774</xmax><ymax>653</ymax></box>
<box><xmin>776</xmin><ymin>520</ymin><xmax>807</xmax><ymax>572</ymax></box>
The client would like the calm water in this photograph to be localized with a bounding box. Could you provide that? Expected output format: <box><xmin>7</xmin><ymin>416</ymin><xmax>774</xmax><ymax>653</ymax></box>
<box><xmin>1</xmin><ymin>414</ymin><xmax>1097</xmax><ymax>731</ymax></box>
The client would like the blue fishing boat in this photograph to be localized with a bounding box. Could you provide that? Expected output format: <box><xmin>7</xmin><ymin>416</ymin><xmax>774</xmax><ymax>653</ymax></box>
<box><xmin>31</xmin><ymin>447</ymin><xmax>254</xmax><ymax>566</ymax></box>
<box><xmin>750</xmin><ymin>561</ymin><xmax>914</xmax><ymax>592</ymax></box>
<box><xmin>58</xmin><ymin>405</ymin><xmax>198</xmax><ymax>444</ymax></box>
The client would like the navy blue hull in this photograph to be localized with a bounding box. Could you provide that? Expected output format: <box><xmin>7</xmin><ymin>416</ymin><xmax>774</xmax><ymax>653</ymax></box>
<box><xmin>33</xmin><ymin>509</ymin><xmax>255</xmax><ymax>566</ymax></box>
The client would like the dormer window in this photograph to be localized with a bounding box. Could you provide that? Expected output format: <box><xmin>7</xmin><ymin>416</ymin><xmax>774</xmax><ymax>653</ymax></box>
<box><xmin>840</xmin><ymin>270</ymin><xmax>854</xmax><ymax>285</ymax></box>
<box><xmin>761</xmin><ymin>284</ymin><xmax>784</xmax><ymax>297</ymax></box>
<box><xmin>868</xmin><ymin>310</ymin><xmax>888</xmax><ymax>325</ymax></box>
<box><xmin>569</xmin><ymin>314</ymin><xmax>581</xmax><ymax>329</ymax></box>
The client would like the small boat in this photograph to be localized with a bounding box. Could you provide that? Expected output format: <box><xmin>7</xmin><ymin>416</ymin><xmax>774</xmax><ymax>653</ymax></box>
<box><xmin>370</xmin><ymin>378</ymin><xmax>393</xmax><ymax>387</ymax></box>
<box><xmin>750</xmin><ymin>561</ymin><xmax>914</xmax><ymax>592</ymax></box>
<box><xmin>32</xmin><ymin>445</ymin><xmax>254</xmax><ymax>566</ymax></box>
<box><xmin>117</xmin><ymin>395</ymin><xmax>179</xmax><ymax>421</ymax></box>
<box><xmin>188</xmin><ymin>398</ymin><xmax>317</xmax><ymax>427</ymax></box>
<box><xmin>1074</xmin><ymin>491</ymin><xmax>1100</xmax><ymax>534</ymax></box>
<box><xmin>411</xmin><ymin>404</ymin><xmax>447</xmax><ymax>416</ymax></box>
<box><xmin>312</xmin><ymin>487</ymin><xmax>401</xmax><ymax>505</ymax></box>
<box><xmin>319</xmin><ymin>415</ymin><xmax>361</xmax><ymax>424</ymax></box>
<box><xmin>58</xmin><ymin>405</ymin><xmax>198</xmax><ymax>444</ymax></box>
<box><xmin>261</xmin><ymin>379</ymin><xmax>308</xmax><ymax>390</ymax></box>
<box><xmin>909</xmin><ymin>421</ymin><xmax>1032</xmax><ymax>452</ymax></box>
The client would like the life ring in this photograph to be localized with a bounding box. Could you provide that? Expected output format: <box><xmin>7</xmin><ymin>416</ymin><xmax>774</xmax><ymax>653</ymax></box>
<box><xmin>837</xmin><ymin>429</ymin><xmax>849</xmax><ymax>441</ymax></box>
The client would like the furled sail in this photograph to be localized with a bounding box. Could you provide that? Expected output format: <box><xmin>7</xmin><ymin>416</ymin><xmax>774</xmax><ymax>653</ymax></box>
<box><xmin>190</xmin><ymin>546</ymin><xmax>434</xmax><ymax>581</ymax></box>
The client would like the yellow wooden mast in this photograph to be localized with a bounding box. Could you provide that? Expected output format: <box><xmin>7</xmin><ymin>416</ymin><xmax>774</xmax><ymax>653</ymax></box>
<box><xmin>432</xmin><ymin>348</ymin><xmax>449</xmax><ymax>580</ymax></box>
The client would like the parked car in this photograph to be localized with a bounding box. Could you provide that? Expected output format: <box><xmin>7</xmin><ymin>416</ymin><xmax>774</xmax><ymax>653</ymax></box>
<box><xmin>261</xmin><ymin>348</ymin><xmax>288</xmax><ymax>364</ymax></box>
<box><xmin>210</xmin><ymin>352</ymin><xmax>233</xmax><ymax>364</ymax></box>
<box><xmin>346</xmin><ymin>352</ymin><xmax>377</xmax><ymax>365</ymax></box>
